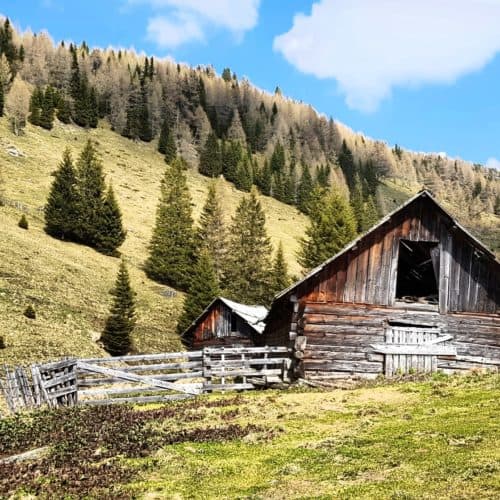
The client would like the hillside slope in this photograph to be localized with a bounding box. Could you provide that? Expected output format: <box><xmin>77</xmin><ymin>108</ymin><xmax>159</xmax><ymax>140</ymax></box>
<box><xmin>0</xmin><ymin>118</ymin><xmax>308</xmax><ymax>364</ymax></box>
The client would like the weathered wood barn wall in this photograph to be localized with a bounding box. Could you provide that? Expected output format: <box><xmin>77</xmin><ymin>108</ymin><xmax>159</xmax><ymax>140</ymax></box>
<box><xmin>262</xmin><ymin>191</ymin><xmax>500</xmax><ymax>380</ymax></box>
<box><xmin>182</xmin><ymin>297</ymin><xmax>267</xmax><ymax>350</ymax></box>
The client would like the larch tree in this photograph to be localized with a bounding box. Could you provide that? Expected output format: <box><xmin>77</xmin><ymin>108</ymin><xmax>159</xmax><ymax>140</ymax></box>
<box><xmin>176</xmin><ymin>249</ymin><xmax>220</xmax><ymax>335</ymax></box>
<box><xmin>298</xmin><ymin>186</ymin><xmax>357</xmax><ymax>270</ymax></box>
<box><xmin>100</xmin><ymin>259</ymin><xmax>136</xmax><ymax>356</ymax></box>
<box><xmin>224</xmin><ymin>187</ymin><xmax>273</xmax><ymax>304</ymax></box>
<box><xmin>44</xmin><ymin>148</ymin><xmax>79</xmax><ymax>239</ymax></box>
<box><xmin>5</xmin><ymin>76</ymin><xmax>30</xmax><ymax>135</ymax></box>
<box><xmin>197</xmin><ymin>181</ymin><xmax>227</xmax><ymax>286</ymax></box>
<box><xmin>145</xmin><ymin>157</ymin><xmax>196</xmax><ymax>291</ymax></box>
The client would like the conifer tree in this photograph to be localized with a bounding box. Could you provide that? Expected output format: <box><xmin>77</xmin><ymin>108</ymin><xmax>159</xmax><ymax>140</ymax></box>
<box><xmin>298</xmin><ymin>187</ymin><xmax>357</xmax><ymax>270</ymax></box>
<box><xmin>260</xmin><ymin>159</ymin><xmax>272</xmax><ymax>196</ymax></box>
<box><xmin>338</xmin><ymin>140</ymin><xmax>356</xmax><ymax>189</ymax></box>
<box><xmin>164</xmin><ymin>129</ymin><xmax>177</xmax><ymax>164</ymax></box>
<box><xmin>44</xmin><ymin>148</ymin><xmax>79</xmax><ymax>239</ymax></box>
<box><xmin>270</xmin><ymin>241</ymin><xmax>291</xmax><ymax>298</ymax></box>
<box><xmin>297</xmin><ymin>164</ymin><xmax>314</xmax><ymax>214</ymax></box>
<box><xmin>224</xmin><ymin>188</ymin><xmax>273</xmax><ymax>304</ymax></box>
<box><xmin>221</xmin><ymin>140</ymin><xmax>241</xmax><ymax>183</ymax></box>
<box><xmin>55</xmin><ymin>94</ymin><xmax>72</xmax><ymax>124</ymax></box>
<box><xmin>283</xmin><ymin>161</ymin><xmax>297</xmax><ymax>205</ymax></box>
<box><xmin>270</xmin><ymin>142</ymin><xmax>286</xmax><ymax>173</ymax></box>
<box><xmin>360</xmin><ymin>195</ymin><xmax>379</xmax><ymax>232</ymax></box>
<box><xmin>176</xmin><ymin>249</ymin><xmax>220</xmax><ymax>335</ymax></box>
<box><xmin>74</xmin><ymin>140</ymin><xmax>107</xmax><ymax>246</ymax></box>
<box><xmin>39</xmin><ymin>86</ymin><xmax>55</xmax><ymax>130</ymax></box>
<box><xmin>158</xmin><ymin>118</ymin><xmax>169</xmax><ymax>154</ymax></box>
<box><xmin>93</xmin><ymin>184</ymin><xmax>127</xmax><ymax>255</ymax></box>
<box><xmin>145</xmin><ymin>157</ymin><xmax>196</xmax><ymax>291</ymax></box>
<box><xmin>235</xmin><ymin>156</ymin><xmax>253</xmax><ymax>192</ymax></box>
<box><xmin>29</xmin><ymin>87</ymin><xmax>43</xmax><ymax>126</ymax></box>
<box><xmin>197</xmin><ymin>181</ymin><xmax>227</xmax><ymax>285</ymax></box>
<box><xmin>199</xmin><ymin>132</ymin><xmax>221</xmax><ymax>177</ymax></box>
<box><xmin>101</xmin><ymin>260</ymin><xmax>136</xmax><ymax>356</ymax></box>
<box><xmin>350</xmin><ymin>174</ymin><xmax>365</xmax><ymax>233</ymax></box>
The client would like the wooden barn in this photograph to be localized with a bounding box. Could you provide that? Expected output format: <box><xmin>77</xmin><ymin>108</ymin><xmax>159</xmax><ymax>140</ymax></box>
<box><xmin>262</xmin><ymin>190</ymin><xmax>500</xmax><ymax>380</ymax></box>
<box><xmin>181</xmin><ymin>297</ymin><xmax>268</xmax><ymax>350</ymax></box>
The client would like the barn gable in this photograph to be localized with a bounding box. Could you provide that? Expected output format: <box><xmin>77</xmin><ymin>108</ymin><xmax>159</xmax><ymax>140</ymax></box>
<box><xmin>182</xmin><ymin>297</ymin><xmax>268</xmax><ymax>349</ymax></box>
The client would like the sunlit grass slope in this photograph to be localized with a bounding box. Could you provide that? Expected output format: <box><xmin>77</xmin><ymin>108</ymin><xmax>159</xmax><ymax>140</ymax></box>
<box><xmin>0</xmin><ymin>118</ymin><xmax>308</xmax><ymax>364</ymax></box>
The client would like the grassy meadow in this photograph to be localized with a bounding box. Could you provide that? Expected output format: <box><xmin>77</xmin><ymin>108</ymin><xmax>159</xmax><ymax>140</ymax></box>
<box><xmin>0</xmin><ymin>372</ymin><xmax>498</xmax><ymax>498</ymax></box>
<box><xmin>0</xmin><ymin>118</ymin><xmax>308</xmax><ymax>364</ymax></box>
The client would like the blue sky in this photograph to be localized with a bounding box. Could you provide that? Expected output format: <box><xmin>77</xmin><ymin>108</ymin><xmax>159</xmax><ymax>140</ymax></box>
<box><xmin>4</xmin><ymin>0</ymin><xmax>500</xmax><ymax>167</ymax></box>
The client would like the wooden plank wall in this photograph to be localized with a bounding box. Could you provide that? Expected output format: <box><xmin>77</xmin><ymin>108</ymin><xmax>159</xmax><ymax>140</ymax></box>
<box><xmin>292</xmin><ymin>196</ymin><xmax>499</xmax><ymax>313</ymax></box>
<box><xmin>297</xmin><ymin>303</ymin><xmax>500</xmax><ymax>380</ymax></box>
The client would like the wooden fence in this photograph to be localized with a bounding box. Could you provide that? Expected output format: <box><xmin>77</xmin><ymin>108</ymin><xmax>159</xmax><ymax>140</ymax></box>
<box><xmin>0</xmin><ymin>346</ymin><xmax>292</xmax><ymax>413</ymax></box>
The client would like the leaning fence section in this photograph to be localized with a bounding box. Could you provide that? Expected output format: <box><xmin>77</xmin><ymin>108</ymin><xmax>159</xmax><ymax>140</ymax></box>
<box><xmin>0</xmin><ymin>346</ymin><xmax>292</xmax><ymax>413</ymax></box>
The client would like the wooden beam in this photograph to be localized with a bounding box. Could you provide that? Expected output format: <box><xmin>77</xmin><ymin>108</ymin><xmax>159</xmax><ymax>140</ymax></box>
<box><xmin>370</xmin><ymin>343</ymin><xmax>456</xmax><ymax>356</ymax></box>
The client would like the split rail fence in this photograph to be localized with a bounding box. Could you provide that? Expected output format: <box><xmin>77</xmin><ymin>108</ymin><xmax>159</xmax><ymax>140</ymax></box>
<box><xmin>0</xmin><ymin>346</ymin><xmax>292</xmax><ymax>414</ymax></box>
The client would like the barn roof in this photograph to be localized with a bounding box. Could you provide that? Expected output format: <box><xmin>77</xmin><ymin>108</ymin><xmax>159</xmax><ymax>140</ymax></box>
<box><xmin>274</xmin><ymin>189</ymin><xmax>500</xmax><ymax>303</ymax></box>
<box><xmin>181</xmin><ymin>297</ymin><xmax>268</xmax><ymax>339</ymax></box>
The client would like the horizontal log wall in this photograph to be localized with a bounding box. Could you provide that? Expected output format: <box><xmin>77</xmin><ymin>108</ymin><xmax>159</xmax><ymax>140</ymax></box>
<box><xmin>298</xmin><ymin>303</ymin><xmax>500</xmax><ymax>380</ymax></box>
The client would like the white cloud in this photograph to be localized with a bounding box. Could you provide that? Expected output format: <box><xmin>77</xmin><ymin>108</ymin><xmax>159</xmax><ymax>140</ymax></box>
<box><xmin>486</xmin><ymin>157</ymin><xmax>500</xmax><ymax>170</ymax></box>
<box><xmin>132</xmin><ymin>0</ymin><xmax>260</xmax><ymax>48</ymax></box>
<box><xmin>274</xmin><ymin>0</ymin><xmax>500</xmax><ymax>112</ymax></box>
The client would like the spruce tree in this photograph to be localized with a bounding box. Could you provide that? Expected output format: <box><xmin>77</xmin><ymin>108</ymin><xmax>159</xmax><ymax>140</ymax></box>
<box><xmin>176</xmin><ymin>249</ymin><xmax>220</xmax><ymax>335</ymax></box>
<box><xmin>199</xmin><ymin>132</ymin><xmax>221</xmax><ymax>177</ymax></box>
<box><xmin>44</xmin><ymin>148</ymin><xmax>79</xmax><ymax>239</ymax></box>
<box><xmin>56</xmin><ymin>95</ymin><xmax>72</xmax><ymax>124</ymax></box>
<box><xmin>221</xmin><ymin>140</ymin><xmax>241</xmax><ymax>183</ymax></box>
<box><xmin>74</xmin><ymin>140</ymin><xmax>107</xmax><ymax>246</ymax></box>
<box><xmin>235</xmin><ymin>156</ymin><xmax>253</xmax><ymax>192</ymax></box>
<box><xmin>94</xmin><ymin>185</ymin><xmax>127</xmax><ymax>255</ymax></box>
<box><xmin>158</xmin><ymin>118</ymin><xmax>169</xmax><ymax>154</ymax></box>
<box><xmin>297</xmin><ymin>164</ymin><xmax>314</xmax><ymax>214</ymax></box>
<box><xmin>360</xmin><ymin>195</ymin><xmax>379</xmax><ymax>232</ymax></box>
<box><xmin>224</xmin><ymin>188</ymin><xmax>273</xmax><ymax>304</ymax></box>
<box><xmin>260</xmin><ymin>159</ymin><xmax>272</xmax><ymax>196</ymax></box>
<box><xmin>164</xmin><ymin>129</ymin><xmax>177</xmax><ymax>164</ymax></box>
<box><xmin>145</xmin><ymin>157</ymin><xmax>196</xmax><ymax>291</ymax></box>
<box><xmin>197</xmin><ymin>181</ymin><xmax>227</xmax><ymax>285</ymax></box>
<box><xmin>101</xmin><ymin>260</ymin><xmax>136</xmax><ymax>356</ymax></box>
<box><xmin>338</xmin><ymin>140</ymin><xmax>356</xmax><ymax>190</ymax></box>
<box><xmin>298</xmin><ymin>187</ymin><xmax>357</xmax><ymax>270</ymax></box>
<box><xmin>29</xmin><ymin>87</ymin><xmax>43</xmax><ymax>126</ymax></box>
<box><xmin>270</xmin><ymin>241</ymin><xmax>291</xmax><ymax>298</ymax></box>
<box><xmin>39</xmin><ymin>86</ymin><xmax>55</xmax><ymax>130</ymax></box>
<box><xmin>350</xmin><ymin>174</ymin><xmax>365</xmax><ymax>233</ymax></box>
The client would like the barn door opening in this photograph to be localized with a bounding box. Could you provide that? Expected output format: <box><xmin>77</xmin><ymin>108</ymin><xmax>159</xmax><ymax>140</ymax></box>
<box><xmin>395</xmin><ymin>240</ymin><xmax>439</xmax><ymax>306</ymax></box>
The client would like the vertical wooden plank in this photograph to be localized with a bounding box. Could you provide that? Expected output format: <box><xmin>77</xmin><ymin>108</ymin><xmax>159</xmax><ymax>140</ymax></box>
<box><xmin>366</xmin><ymin>232</ymin><xmax>383</xmax><ymax>304</ymax></box>
<box><xmin>439</xmin><ymin>225</ymin><xmax>452</xmax><ymax>314</ymax></box>
<box><xmin>385</xmin><ymin>327</ymin><xmax>393</xmax><ymax>377</ymax></box>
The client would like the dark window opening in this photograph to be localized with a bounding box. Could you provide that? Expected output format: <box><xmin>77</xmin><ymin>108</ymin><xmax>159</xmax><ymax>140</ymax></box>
<box><xmin>395</xmin><ymin>240</ymin><xmax>439</xmax><ymax>304</ymax></box>
<box><xmin>230</xmin><ymin>313</ymin><xmax>238</xmax><ymax>333</ymax></box>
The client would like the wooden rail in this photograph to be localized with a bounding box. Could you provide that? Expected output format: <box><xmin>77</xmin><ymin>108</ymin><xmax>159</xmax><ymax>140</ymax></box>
<box><xmin>0</xmin><ymin>346</ymin><xmax>293</xmax><ymax>413</ymax></box>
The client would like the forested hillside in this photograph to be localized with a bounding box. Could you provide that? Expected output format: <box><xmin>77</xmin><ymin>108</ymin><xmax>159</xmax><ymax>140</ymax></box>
<box><xmin>0</xmin><ymin>17</ymin><xmax>498</xmax><ymax>248</ymax></box>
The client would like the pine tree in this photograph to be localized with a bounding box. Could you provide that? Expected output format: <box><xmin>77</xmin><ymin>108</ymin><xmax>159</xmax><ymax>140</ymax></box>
<box><xmin>297</xmin><ymin>164</ymin><xmax>314</xmax><ymax>214</ymax></box>
<box><xmin>283</xmin><ymin>161</ymin><xmax>297</xmax><ymax>205</ymax></box>
<box><xmin>44</xmin><ymin>148</ymin><xmax>79</xmax><ymax>239</ymax></box>
<box><xmin>138</xmin><ymin>80</ymin><xmax>152</xmax><ymax>141</ymax></box>
<box><xmin>93</xmin><ymin>184</ymin><xmax>126</xmax><ymax>255</ymax></box>
<box><xmin>270</xmin><ymin>241</ymin><xmax>290</xmax><ymax>298</ymax></box>
<box><xmin>74</xmin><ymin>140</ymin><xmax>107</xmax><ymax>246</ymax></box>
<box><xmin>39</xmin><ymin>86</ymin><xmax>55</xmax><ymax>130</ymax></box>
<box><xmin>176</xmin><ymin>250</ymin><xmax>220</xmax><ymax>335</ymax></box>
<box><xmin>270</xmin><ymin>142</ymin><xmax>286</xmax><ymax>173</ymax></box>
<box><xmin>224</xmin><ymin>188</ymin><xmax>273</xmax><ymax>304</ymax></box>
<box><xmin>221</xmin><ymin>140</ymin><xmax>241</xmax><ymax>183</ymax></box>
<box><xmin>260</xmin><ymin>159</ymin><xmax>272</xmax><ymax>196</ymax></box>
<box><xmin>56</xmin><ymin>94</ymin><xmax>72</xmax><ymax>124</ymax></box>
<box><xmin>101</xmin><ymin>260</ymin><xmax>136</xmax><ymax>356</ymax></box>
<box><xmin>69</xmin><ymin>45</ymin><xmax>81</xmax><ymax>100</ymax></box>
<box><xmin>29</xmin><ymin>86</ymin><xmax>43</xmax><ymax>126</ymax></box>
<box><xmin>298</xmin><ymin>187</ymin><xmax>357</xmax><ymax>270</ymax></box>
<box><xmin>235</xmin><ymin>156</ymin><xmax>253</xmax><ymax>192</ymax></box>
<box><xmin>350</xmin><ymin>173</ymin><xmax>365</xmax><ymax>233</ymax></box>
<box><xmin>199</xmin><ymin>132</ymin><xmax>221</xmax><ymax>177</ymax></box>
<box><xmin>145</xmin><ymin>157</ymin><xmax>196</xmax><ymax>291</ymax></box>
<box><xmin>197</xmin><ymin>182</ymin><xmax>227</xmax><ymax>285</ymax></box>
<box><xmin>338</xmin><ymin>140</ymin><xmax>356</xmax><ymax>190</ymax></box>
<box><xmin>158</xmin><ymin>118</ymin><xmax>169</xmax><ymax>154</ymax></box>
<box><xmin>164</xmin><ymin>129</ymin><xmax>177</xmax><ymax>164</ymax></box>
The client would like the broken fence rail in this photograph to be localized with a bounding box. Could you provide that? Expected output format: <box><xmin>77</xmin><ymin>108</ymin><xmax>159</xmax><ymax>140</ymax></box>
<box><xmin>0</xmin><ymin>346</ymin><xmax>293</xmax><ymax>413</ymax></box>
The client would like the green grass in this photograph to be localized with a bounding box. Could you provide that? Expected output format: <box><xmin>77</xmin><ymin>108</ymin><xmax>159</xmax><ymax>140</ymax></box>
<box><xmin>0</xmin><ymin>118</ymin><xmax>309</xmax><ymax>364</ymax></box>
<box><xmin>1</xmin><ymin>373</ymin><xmax>498</xmax><ymax>498</ymax></box>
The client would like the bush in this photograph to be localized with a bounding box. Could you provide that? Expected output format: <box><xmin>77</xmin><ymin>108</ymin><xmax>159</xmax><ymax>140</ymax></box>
<box><xmin>0</xmin><ymin>335</ymin><xmax>5</xmax><ymax>349</ymax></box>
<box><xmin>23</xmin><ymin>305</ymin><xmax>36</xmax><ymax>319</ymax></box>
<box><xmin>18</xmin><ymin>214</ymin><xmax>28</xmax><ymax>229</ymax></box>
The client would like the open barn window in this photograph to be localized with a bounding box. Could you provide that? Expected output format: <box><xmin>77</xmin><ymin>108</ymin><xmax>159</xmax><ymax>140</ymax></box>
<box><xmin>395</xmin><ymin>240</ymin><xmax>439</xmax><ymax>305</ymax></box>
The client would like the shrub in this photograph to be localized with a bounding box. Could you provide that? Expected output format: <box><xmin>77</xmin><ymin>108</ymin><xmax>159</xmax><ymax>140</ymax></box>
<box><xmin>23</xmin><ymin>305</ymin><xmax>36</xmax><ymax>319</ymax></box>
<box><xmin>18</xmin><ymin>214</ymin><xmax>28</xmax><ymax>229</ymax></box>
<box><xmin>0</xmin><ymin>336</ymin><xmax>5</xmax><ymax>349</ymax></box>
